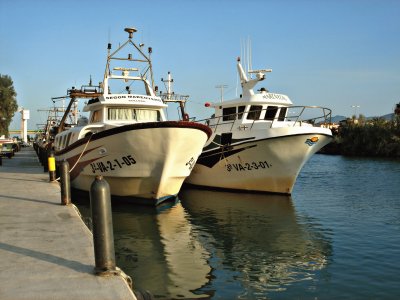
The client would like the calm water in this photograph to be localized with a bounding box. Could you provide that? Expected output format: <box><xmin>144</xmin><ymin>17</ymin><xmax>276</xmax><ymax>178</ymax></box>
<box><xmin>74</xmin><ymin>154</ymin><xmax>400</xmax><ymax>299</ymax></box>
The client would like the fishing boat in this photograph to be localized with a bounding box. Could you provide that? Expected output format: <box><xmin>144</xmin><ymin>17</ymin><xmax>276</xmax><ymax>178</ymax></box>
<box><xmin>185</xmin><ymin>58</ymin><xmax>333</xmax><ymax>194</ymax></box>
<box><xmin>53</xmin><ymin>27</ymin><xmax>211</xmax><ymax>205</ymax></box>
<box><xmin>33</xmin><ymin>101</ymin><xmax>77</xmax><ymax>166</ymax></box>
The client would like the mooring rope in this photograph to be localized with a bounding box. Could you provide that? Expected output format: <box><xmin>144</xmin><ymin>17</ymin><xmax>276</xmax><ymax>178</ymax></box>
<box><xmin>69</xmin><ymin>133</ymin><xmax>93</xmax><ymax>173</ymax></box>
<box><xmin>55</xmin><ymin>133</ymin><xmax>93</xmax><ymax>181</ymax></box>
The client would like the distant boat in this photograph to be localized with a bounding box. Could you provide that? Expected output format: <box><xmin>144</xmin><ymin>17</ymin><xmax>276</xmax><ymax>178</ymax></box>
<box><xmin>53</xmin><ymin>27</ymin><xmax>211</xmax><ymax>205</ymax></box>
<box><xmin>185</xmin><ymin>58</ymin><xmax>332</xmax><ymax>194</ymax></box>
<box><xmin>33</xmin><ymin>102</ymin><xmax>77</xmax><ymax>165</ymax></box>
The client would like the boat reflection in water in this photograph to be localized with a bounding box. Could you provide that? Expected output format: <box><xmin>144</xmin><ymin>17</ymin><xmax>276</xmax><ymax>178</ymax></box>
<box><xmin>114</xmin><ymin>201</ymin><xmax>211</xmax><ymax>299</ymax></box>
<box><xmin>179</xmin><ymin>188</ymin><xmax>332</xmax><ymax>298</ymax></box>
<box><xmin>74</xmin><ymin>196</ymin><xmax>212</xmax><ymax>299</ymax></box>
<box><xmin>73</xmin><ymin>188</ymin><xmax>331</xmax><ymax>299</ymax></box>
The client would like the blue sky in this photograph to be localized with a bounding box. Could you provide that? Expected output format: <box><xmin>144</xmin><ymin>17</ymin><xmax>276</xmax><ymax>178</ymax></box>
<box><xmin>1</xmin><ymin>0</ymin><xmax>399</xmax><ymax>130</ymax></box>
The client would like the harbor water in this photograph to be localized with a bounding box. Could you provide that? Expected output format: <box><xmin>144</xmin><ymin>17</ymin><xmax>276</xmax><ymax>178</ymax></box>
<box><xmin>73</xmin><ymin>154</ymin><xmax>400</xmax><ymax>299</ymax></box>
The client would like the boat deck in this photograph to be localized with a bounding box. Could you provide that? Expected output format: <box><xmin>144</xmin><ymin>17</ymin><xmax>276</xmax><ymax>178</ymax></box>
<box><xmin>0</xmin><ymin>148</ymin><xmax>136</xmax><ymax>300</ymax></box>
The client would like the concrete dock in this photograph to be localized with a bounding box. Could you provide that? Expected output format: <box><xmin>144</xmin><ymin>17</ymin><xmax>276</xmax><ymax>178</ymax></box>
<box><xmin>0</xmin><ymin>147</ymin><xmax>136</xmax><ymax>300</ymax></box>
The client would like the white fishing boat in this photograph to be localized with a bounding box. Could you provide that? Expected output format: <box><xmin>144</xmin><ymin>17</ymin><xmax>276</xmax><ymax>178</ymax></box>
<box><xmin>53</xmin><ymin>27</ymin><xmax>211</xmax><ymax>205</ymax></box>
<box><xmin>185</xmin><ymin>58</ymin><xmax>333</xmax><ymax>194</ymax></box>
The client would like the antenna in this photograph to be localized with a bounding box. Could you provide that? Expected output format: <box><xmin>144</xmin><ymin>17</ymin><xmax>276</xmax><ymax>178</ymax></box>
<box><xmin>248</xmin><ymin>37</ymin><xmax>252</xmax><ymax>77</ymax></box>
<box><xmin>240</xmin><ymin>37</ymin><xmax>252</xmax><ymax>77</ymax></box>
<box><xmin>161</xmin><ymin>71</ymin><xmax>174</xmax><ymax>100</ymax></box>
<box><xmin>243</xmin><ymin>38</ymin><xmax>247</xmax><ymax>74</ymax></box>
<box><xmin>215</xmin><ymin>84</ymin><xmax>228</xmax><ymax>102</ymax></box>
<box><xmin>247</xmin><ymin>37</ymin><xmax>250</xmax><ymax>78</ymax></box>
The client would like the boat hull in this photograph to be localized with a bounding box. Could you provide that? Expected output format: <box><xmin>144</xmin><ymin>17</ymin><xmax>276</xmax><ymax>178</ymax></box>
<box><xmin>55</xmin><ymin>122</ymin><xmax>211</xmax><ymax>205</ymax></box>
<box><xmin>185</xmin><ymin>129</ymin><xmax>332</xmax><ymax>194</ymax></box>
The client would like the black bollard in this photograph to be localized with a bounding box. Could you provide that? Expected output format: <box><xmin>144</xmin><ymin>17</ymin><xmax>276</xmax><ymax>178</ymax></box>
<box><xmin>38</xmin><ymin>148</ymin><xmax>43</xmax><ymax>164</ymax></box>
<box><xmin>90</xmin><ymin>175</ymin><xmax>117</xmax><ymax>275</ymax></box>
<box><xmin>55</xmin><ymin>160</ymin><xmax>60</xmax><ymax>179</ymax></box>
<box><xmin>60</xmin><ymin>160</ymin><xmax>71</xmax><ymax>205</ymax></box>
<box><xmin>0</xmin><ymin>155</ymin><xmax>2</xmax><ymax>166</ymax></box>
<box><xmin>48</xmin><ymin>151</ymin><xmax>56</xmax><ymax>182</ymax></box>
<box><xmin>43</xmin><ymin>149</ymin><xmax>49</xmax><ymax>172</ymax></box>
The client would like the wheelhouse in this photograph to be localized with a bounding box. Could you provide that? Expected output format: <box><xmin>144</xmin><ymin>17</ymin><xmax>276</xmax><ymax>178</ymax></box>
<box><xmin>220</xmin><ymin>103</ymin><xmax>288</xmax><ymax>122</ymax></box>
<box><xmin>204</xmin><ymin>90</ymin><xmax>331</xmax><ymax>133</ymax></box>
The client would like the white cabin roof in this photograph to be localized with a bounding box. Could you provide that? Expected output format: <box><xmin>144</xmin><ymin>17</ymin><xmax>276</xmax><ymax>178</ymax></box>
<box><xmin>210</xmin><ymin>92</ymin><xmax>293</xmax><ymax>108</ymax></box>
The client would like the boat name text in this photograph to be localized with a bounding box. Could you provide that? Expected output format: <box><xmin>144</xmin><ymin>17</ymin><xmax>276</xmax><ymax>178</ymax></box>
<box><xmin>105</xmin><ymin>95</ymin><xmax>162</xmax><ymax>102</ymax></box>
<box><xmin>90</xmin><ymin>155</ymin><xmax>136</xmax><ymax>173</ymax></box>
<box><xmin>225</xmin><ymin>160</ymin><xmax>272</xmax><ymax>172</ymax></box>
<box><xmin>263</xmin><ymin>93</ymin><xmax>288</xmax><ymax>101</ymax></box>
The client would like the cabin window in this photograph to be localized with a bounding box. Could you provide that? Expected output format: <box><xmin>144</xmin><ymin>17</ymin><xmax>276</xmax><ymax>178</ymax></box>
<box><xmin>238</xmin><ymin>106</ymin><xmax>245</xmax><ymax>119</ymax></box>
<box><xmin>108</xmin><ymin>108</ymin><xmax>135</xmax><ymax>120</ymax></box>
<box><xmin>61</xmin><ymin>135</ymin><xmax>66</xmax><ymax>148</ymax></box>
<box><xmin>91</xmin><ymin>110</ymin><xmax>102</xmax><ymax>123</ymax></box>
<box><xmin>222</xmin><ymin>107</ymin><xmax>236</xmax><ymax>121</ymax></box>
<box><xmin>247</xmin><ymin>105</ymin><xmax>263</xmax><ymax>120</ymax></box>
<box><xmin>65</xmin><ymin>132</ymin><xmax>72</xmax><ymax>147</ymax></box>
<box><xmin>264</xmin><ymin>106</ymin><xmax>278</xmax><ymax>121</ymax></box>
<box><xmin>278</xmin><ymin>107</ymin><xmax>287</xmax><ymax>121</ymax></box>
<box><xmin>108</xmin><ymin>107</ymin><xmax>160</xmax><ymax>121</ymax></box>
<box><xmin>135</xmin><ymin>109</ymin><xmax>159</xmax><ymax>121</ymax></box>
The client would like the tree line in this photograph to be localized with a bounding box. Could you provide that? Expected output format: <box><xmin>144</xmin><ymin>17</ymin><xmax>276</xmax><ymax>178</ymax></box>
<box><xmin>0</xmin><ymin>74</ymin><xmax>18</xmax><ymax>137</ymax></box>
<box><xmin>321</xmin><ymin>114</ymin><xmax>400</xmax><ymax>158</ymax></box>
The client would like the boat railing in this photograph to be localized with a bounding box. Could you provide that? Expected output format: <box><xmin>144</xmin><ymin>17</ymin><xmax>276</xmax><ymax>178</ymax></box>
<box><xmin>160</xmin><ymin>93</ymin><xmax>189</xmax><ymax>102</ymax></box>
<box><xmin>278</xmin><ymin>105</ymin><xmax>332</xmax><ymax>128</ymax></box>
<box><xmin>197</xmin><ymin>105</ymin><xmax>332</xmax><ymax>133</ymax></box>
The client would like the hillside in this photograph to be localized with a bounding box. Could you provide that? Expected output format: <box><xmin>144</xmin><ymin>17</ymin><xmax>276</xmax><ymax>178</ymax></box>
<box><xmin>330</xmin><ymin>113</ymin><xmax>395</xmax><ymax>123</ymax></box>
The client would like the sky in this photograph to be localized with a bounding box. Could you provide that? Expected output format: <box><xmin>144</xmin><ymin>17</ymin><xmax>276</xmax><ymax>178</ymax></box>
<box><xmin>1</xmin><ymin>0</ymin><xmax>400</xmax><ymax>131</ymax></box>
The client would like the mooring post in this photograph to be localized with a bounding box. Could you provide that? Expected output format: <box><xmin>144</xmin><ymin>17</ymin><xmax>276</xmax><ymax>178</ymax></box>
<box><xmin>48</xmin><ymin>151</ymin><xmax>56</xmax><ymax>182</ymax></box>
<box><xmin>38</xmin><ymin>147</ymin><xmax>43</xmax><ymax>165</ymax></box>
<box><xmin>60</xmin><ymin>160</ymin><xmax>71</xmax><ymax>205</ymax></box>
<box><xmin>90</xmin><ymin>175</ymin><xmax>117</xmax><ymax>275</ymax></box>
<box><xmin>43</xmin><ymin>148</ymin><xmax>49</xmax><ymax>172</ymax></box>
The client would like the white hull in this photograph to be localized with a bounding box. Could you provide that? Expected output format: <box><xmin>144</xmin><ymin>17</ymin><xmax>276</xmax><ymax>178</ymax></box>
<box><xmin>56</xmin><ymin>123</ymin><xmax>209</xmax><ymax>204</ymax></box>
<box><xmin>186</xmin><ymin>128</ymin><xmax>332</xmax><ymax>194</ymax></box>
